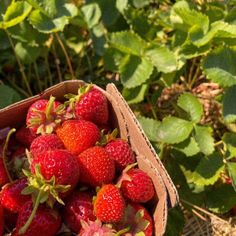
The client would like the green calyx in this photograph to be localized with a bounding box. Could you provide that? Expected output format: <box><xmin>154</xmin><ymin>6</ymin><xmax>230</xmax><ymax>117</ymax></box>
<box><xmin>97</xmin><ymin>128</ymin><xmax>119</xmax><ymax>146</ymax></box>
<box><xmin>19</xmin><ymin>164</ymin><xmax>70</xmax><ymax>234</ymax></box>
<box><xmin>64</xmin><ymin>84</ymin><xmax>93</xmax><ymax>111</ymax></box>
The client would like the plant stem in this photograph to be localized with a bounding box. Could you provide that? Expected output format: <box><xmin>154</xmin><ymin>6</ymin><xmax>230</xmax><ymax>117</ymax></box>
<box><xmin>4</xmin><ymin>29</ymin><xmax>33</xmax><ymax>96</ymax></box>
<box><xmin>52</xmin><ymin>41</ymin><xmax>63</xmax><ymax>82</ymax></box>
<box><xmin>55</xmin><ymin>33</ymin><xmax>75</xmax><ymax>79</ymax></box>
<box><xmin>19</xmin><ymin>189</ymin><xmax>43</xmax><ymax>234</ymax></box>
<box><xmin>44</xmin><ymin>55</ymin><xmax>53</xmax><ymax>87</ymax></box>
<box><xmin>33</xmin><ymin>61</ymin><xmax>42</xmax><ymax>92</ymax></box>
<box><xmin>3</xmin><ymin>128</ymin><xmax>16</xmax><ymax>183</ymax></box>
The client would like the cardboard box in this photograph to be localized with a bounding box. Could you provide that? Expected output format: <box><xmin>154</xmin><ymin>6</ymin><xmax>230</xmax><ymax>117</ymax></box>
<box><xmin>0</xmin><ymin>80</ymin><xmax>178</xmax><ymax>235</ymax></box>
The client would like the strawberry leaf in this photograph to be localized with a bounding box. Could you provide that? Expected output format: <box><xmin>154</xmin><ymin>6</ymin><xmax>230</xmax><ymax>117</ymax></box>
<box><xmin>222</xmin><ymin>132</ymin><xmax>236</xmax><ymax>159</ymax></box>
<box><xmin>157</xmin><ymin>117</ymin><xmax>194</xmax><ymax>144</ymax></box>
<box><xmin>223</xmin><ymin>85</ymin><xmax>236</xmax><ymax>123</ymax></box>
<box><xmin>227</xmin><ymin>162</ymin><xmax>236</xmax><ymax>192</ymax></box>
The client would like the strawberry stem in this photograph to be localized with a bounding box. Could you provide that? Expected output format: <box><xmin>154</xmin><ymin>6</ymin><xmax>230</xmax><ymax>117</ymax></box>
<box><xmin>115</xmin><ymin>227</ymin><xmax>130</xmax><ymax>236</ymax></box>
<box><xmin>2</xmin><ymin>128</ymin><xmax>16</xmax><ymax>183</ymax></box>
<box><xmin>45</xmin><ymin>96</ymin><xmax>56</xmax><ymax>121</ymax></box>
<box><xmin>19</xmin><ymin>189</ymin><xmax>43</xmax><ymax>235</ymax></box>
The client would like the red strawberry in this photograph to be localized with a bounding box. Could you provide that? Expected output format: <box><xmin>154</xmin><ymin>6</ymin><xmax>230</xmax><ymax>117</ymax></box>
<box><xmin>56</xmin><ymin>120</ymin><xmax>100</xmax><ymax>155</ymax></box>
<box><xmin>14</xmin><ymin>201</ymin><xmax>61</xmax><ymax>236</ymax></box>
<box><xmin>63</xmin><ymin>191</ymin><xmax>96</xmax><ymax>233</ymax></box>
<box><xmin>65</xmin><ymin>85</ymin><xmax>109</xmax><ymax>125</ymax></box>
<box><xmin>15</xmin><ymin>127</ymin><xmax>37</xmax><ymax>147</ymax></box>
<box><xmin>0</xmin><ymin>205</ymin><xmax>3</xmax><ymax>236</ymax></box>
<box><xmin>26</xmin><ymin>97</ymin><xmax>63</xmax><ymax>135</ymax></box>
<box><xmin>30</xmin><ymin>149</ymin><xmax>80</xmax><ymax>196</ymax></box>
<box><xmin>77</xmin><ymin>146</ymin><xmax>115</xmax><ymax>187</ymax></box>
<box><xmin>94</xmin><ymin>184</ymin><xmax>125</xmax><ymax>223</ymax></box>
<box><xmin>79</xmin><ymin>219</ymin><xmax>116</xmax><ymax>236</ymax></box>
<box><xmin>30</xmin><ymin>134</ymin><xmax>64</xmax><ymax>157</ymax></box>
<box><xmin>120</xmin><ymin>168</ymin><xmax>155</xmax><ymax>203</ymax></box>
<box><xmin>105</xmin><ymin>139</ymin><xmax>136</xmax><ymax>171</ymax></box>
<box><xmin>0</xmin><ymin>178</ymin><xmax>30</xmax><ymax>213</ymax></box>
<box><xmin>117</xmin><ymin>203</ymin><xmax>153</xmax><ymax>236</ymax></box>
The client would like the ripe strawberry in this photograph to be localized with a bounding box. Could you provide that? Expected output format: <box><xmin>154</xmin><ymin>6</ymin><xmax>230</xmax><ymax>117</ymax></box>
<box><xmin>14</xmin><ymin>201</ymin><xmax>61</xmax><ymax>236</ymax></box>
<box><xmin>0</xmin><ymin>178</ymin><xmax>30</xmax><ymax>213</ymax></box>
<box><xmin>94</xmin><ymin>184</ymin><xmax>125</xmax><ymax>223</ymax></box>
<box><xmin>63</xmin><ymin>191</ymin><xmax>96</xmax><ymax>233</ymax></box>
<box><xmin>26</xmin><ymin>97</ymin><xmax>63</xmax><ymax>135</ymax></box>
<box><xmin>15</xmin><ymin>126</ymin><xmax>37</xmax><ymax>147</ymax></box>
<box><xmin>30</xmin><ymin>149</ymin><xmax>80</xmax><ymax>196</ymax></box>
<box><xmin>117</xmin><ymin>203</ymin><xmax>153</xmax><ymax>236</ymax></box>
<box><xmin>79</xmin><ymin>219</ymin><xmax>116</xmax><ymax>236</ymax></box>
<box><xmin>0</xmin><ymin>204</ymin><xmax>3</xmax><ymax>236</ymax></box>
<box><xmin>105</xmin><ymin>139</ymin><xmax>136</xmax><ymax>171</ymax></box>
<box><xmin>77</xmin><ymin>146</ymin><xmax>115</xmax><ymax>187</ymax></box>
<box><xmin>65</xmin><ymin>85</ymin><xmax>109</xmax><ymax>125</ymax></box>
<box><xmin>120</xmin><ymin>168</ymin><xmax>155</xmax><ymax>203</ymax></box>
<box><xmin>56</xmin><ymin>120</ymin><xmax>100</xmax><ymax>155</ymax></box>
<box><xmin>30</xmin><ymin>134</ymin><xmax>64</xmax><ymax>157</ymax></box>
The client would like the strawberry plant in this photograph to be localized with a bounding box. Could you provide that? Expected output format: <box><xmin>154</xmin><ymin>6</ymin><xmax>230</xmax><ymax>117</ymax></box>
<box><xmin>1</xmin><ymin>0</ymin><xmax>236</xmax><ymax>234</ymax></box>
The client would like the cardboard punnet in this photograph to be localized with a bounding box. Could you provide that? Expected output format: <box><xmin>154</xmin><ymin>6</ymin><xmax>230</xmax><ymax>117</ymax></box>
<box><xmin>0</xmin><ymin>80</ymin><xmax>178</xmax><ymax>235</ymax></box>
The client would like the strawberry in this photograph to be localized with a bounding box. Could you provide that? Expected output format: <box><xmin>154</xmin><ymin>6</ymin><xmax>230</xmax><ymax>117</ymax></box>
<box><xmin>0</xmin><ymin>205</ymin><xmax>3</xmax><ymax>236</ymax></box>
<box><xmin>30</xmin><ymin>134</ymin><xmax>64</xmax><ymax>157</ymax></box>
<box><xmin>120</xmin><ymin>168</ymin><xmax>155</xmax><ymax>203</ymax></box>
<box><xmin>105</xmin><ymin>139</ymin><xmax>136</xmax><ymax>171</ymax></box>
<box><xmin>30</xmin><ymin>149</ymin><xmax>80</xmax><ymax>197</ymax></box>
<box><xmin>65</xmin><ymin>85</ymin><xmax>109</xmax><ymax>125</ymax></box>
<box><xmin>56</xmin><ymin>120</ymin><xmax>100</xmax><ymax>155</ymax></box>
<box><xmin>117</xmin><ymin>203</ymin><xmax>153</xmax><ymax>236</ymax></box>
<box><xmin>15</xmin><ymin>126</ymin><xmax>37</xmax><ymax>147</ymax></box>
<box><xmin>79</xmin><ymin>219</ymin><xmax>116</xmax><ymax>236</ymax></box>
<box><xmin>77</xmin><ymin>146</ymin><xmax>115</xmax><ymax>187</ymax></box>
<box><xmin>94</xmin><ymin>184</ymin><xmax>125</xmax><ymax>223</ymax></box>
<box><xmin>26</xmin><ymin>96</ymin><xmax>64</xmax><ymax>135</ymax></box>
<box><xmin>14</xmin><ymin>201</ymin><xmax>61</xmax><ymax>236</ymax></box>
<box><xmin>0</xmin><ymin>178</ymin><xmax>30</xmax><ymax>213</ymax></box>
<box><xmin>63</xmin><ymin>191</ymin><xmax>96</xmax><ymax>233</ymax></box>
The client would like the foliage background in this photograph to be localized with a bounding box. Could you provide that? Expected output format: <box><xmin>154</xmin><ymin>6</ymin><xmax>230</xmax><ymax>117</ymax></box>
<box><xmin>1</xmin><ymin>0</ymin><xmax>236</xmax><ymax>234</ymax></box>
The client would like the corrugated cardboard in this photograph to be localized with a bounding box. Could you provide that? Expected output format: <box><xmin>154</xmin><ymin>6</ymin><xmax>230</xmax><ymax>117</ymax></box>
<box><xmin>0</xmin><ymin>80</ymin><xmax>178</xmax><ymax>235</ymax></box>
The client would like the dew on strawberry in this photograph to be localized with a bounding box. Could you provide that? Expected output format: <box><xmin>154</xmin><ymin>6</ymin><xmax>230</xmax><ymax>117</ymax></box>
<box><xmin>0</xmin><ymin>84</ymin><xmax>156</xmax><ymax>236</ymax></box>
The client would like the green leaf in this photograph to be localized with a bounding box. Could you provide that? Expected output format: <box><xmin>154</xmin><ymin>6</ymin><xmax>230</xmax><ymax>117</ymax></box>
<box><xmin>206</xmin><ymin>185</ymin><xmax>236</xmax><ymax>214</ymax></box>
<box><xmin>2</xmin><ymin>1</ymin><xmax>32</xmax><ymax>29</ymax></box>
<box><xmin>170</xmin><ymin>1</ymin><xmax>209</xmax><ymax>33</ymax></box>
<box><xmin>177</xmin><ymin>93</ymin><xmax>203</xmax><ymax>123</ymax></box>
<box><xmin>194</xmin><ymin>125</ymin><xmax>214</xmax><ymax>156</ymax></box>
<box><xmin>202</xmin><ymin>47</ymin><xmax>236</xmax><ymax>87</ymax></box>
<box><xmin>116</xmin><ymin>0</ymin><xmax>128</xmax><ymax>14</ymax></box>
<box><xmin>26</xmin><ymin>0</ymin><xmax>57</xmax><ymax>18</ymax></box>
<box><xmin>191</xmin><ymin>152</ymin><xmax>224</xmax><ymax>186</ymax></box>
<box><xmin>227</xmin><ymin>162</ymin><xmax>236</xmax><ymax>192</ymax></box>
<box><xmin>144</xmin><ymin>45</ymin><xmax>177</xmax><ymax>73</ymax></box>
<box><xmin>156</xmin><ymin>117</ymin><xmax>194</xmax><ymax>144</ymax></box>
<box><xmin>91</xmin><ymin>22</ymin><xmax>106</xmax><ymax>55</ymax></box>
<box><xmin>123</xmin><ymin>84</ymin><xmax>148</xmax><ymax>105</ymax></box>
<box><xmin>137</xmin><ymin>116</ymin><xmax>160</xmax><ymax>142</ymax></box>
<box><xmin>15</xmin><ymin>42</ymin><xmax>41</xmax><ymax>64</ymax></box>
<box><xmin>0</xmin><ymin>85</ymin><xmax>21</xmax><ymax>108</ymax></box>
<box><xmin>223</xmin><ymin>85</ymin><xmax>236</xmax><ymax>123</ymax></box>
<box><xmin>109</xmin><ymin>31</ymin><xmax>146</xmax><ymax>56</ymax></box>
<box><xmin>29</xmin><ymin>1</ymin><xmax>78</xmax><ymax>33</ymax></box>
<box><xmin>119</xmin><ymin>54</ymin><xmax>153</xmax><ymax>88</ymax></box>
<box><xmin>103</xmin><ymin>48</ymin><xmax>124</xmax><ymax>72</ymax></box>
<box><xmin>174</xmin><ymin>137</ymin><xmax>200</xmax><ymax>157</ymax></box>
<box><xmin>165</xmin><ymin>206</ymin><xmax>185</xmax><ymax>236</ymax></box>
<box><xmin>222</xmin><ymin>132</ymin><xmax>236</xmax><ymax>159</ymax></box>
<box><xmin>81</xmin><ymin>3</ymin><xmax>101</xmax><ymax>28</ymax></box>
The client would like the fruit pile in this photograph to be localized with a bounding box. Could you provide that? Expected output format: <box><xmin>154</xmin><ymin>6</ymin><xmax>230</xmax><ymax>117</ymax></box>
<box><xmin>0</xmin><ymin>85</ymin><xmax>156</xmax><ymax>236</ymax></box>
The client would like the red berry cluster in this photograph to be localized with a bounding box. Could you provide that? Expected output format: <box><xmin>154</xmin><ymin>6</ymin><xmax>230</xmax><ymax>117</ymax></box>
<box><xmin>0</xmin><ymin>85</ymin><xmax>155</xmax><ymax>236</ymax></box>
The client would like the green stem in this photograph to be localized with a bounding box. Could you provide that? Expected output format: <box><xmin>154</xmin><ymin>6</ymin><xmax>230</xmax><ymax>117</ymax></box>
<box><xmin>4</xmin><ymin>29</ymin><xmax>33</xmax><ymax>96</ymax></box>
<box><xmin>3</xmin><ymin>128</ymin><xmax>16</xmax><ymax>183</ymax></box>
<box><xmin>33</xmin><ymin>61</ymin><xmax>42</xmax><ymax>92</ymax></box>
<box><xmin>44</xmin><ymin>55</ymin><xmax>53</xmax><ymax>87</ymax></box>
<box><xmin>19</xmin><ymin>189</ymin><xmax>43</xmax><ymax>235</ymax></box>
<box><xmin>115</xmin><ymin>227</ymin><xmax>130</xmax><ymax>236</ymax></box>
<box><xmin>55</xmin><ymin>33</ymin><xmax>75</xmax><ymax>79</ymax></box>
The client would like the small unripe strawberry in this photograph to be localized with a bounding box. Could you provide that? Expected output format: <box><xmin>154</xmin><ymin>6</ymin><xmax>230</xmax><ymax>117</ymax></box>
<box><xmin>94</xmin><ymin>184</ymin><xmax>125</xmax><ymax>223</ymax></box>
